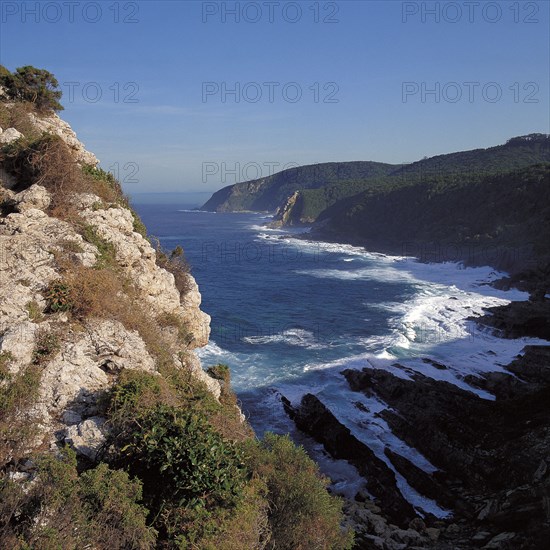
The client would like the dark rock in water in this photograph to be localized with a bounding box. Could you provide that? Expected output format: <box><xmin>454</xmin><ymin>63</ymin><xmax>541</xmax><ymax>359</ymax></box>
<box><xmin>475</xmin><ymin>300</ymin><xmax>550</xmax><ymax>340</ymax></box>
<box><xmin>422</xmin><ymin>357</ymin><xmax>448</xmax><ymax>370</ymax></box>
<box><xmin>283</xmin><ymin>316</ymin><xmax>550</xmax><ymax>548</ymax></box>
<box><xmin>384</xmin><ymin>448</ymin><xmax>457</xmax><ymax>512</ymax></box>
<box><xmin>284</xmin><ymin>392</ymin><xmax>417</xmax><ymax>526</ymax></box>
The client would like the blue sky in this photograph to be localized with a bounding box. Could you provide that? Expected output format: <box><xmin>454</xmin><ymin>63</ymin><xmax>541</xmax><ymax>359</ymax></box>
<box><xmin>1</xmin><ymin>0</ymin><xmax>549</xmax><ymax>196</ymax></box>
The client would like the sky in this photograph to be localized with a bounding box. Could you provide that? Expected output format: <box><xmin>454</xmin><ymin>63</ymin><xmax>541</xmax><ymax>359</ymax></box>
<box><xmin>0</xmin><ymin>0</ymin><xmax>549</xmax><ymax>197</ymax></box>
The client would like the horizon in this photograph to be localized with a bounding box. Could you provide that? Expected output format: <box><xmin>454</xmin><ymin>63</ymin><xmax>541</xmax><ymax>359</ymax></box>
<box><xmin>1</xmin><ymin>0</ymin><xmax>549</xmax><ymax>195</ymax></box>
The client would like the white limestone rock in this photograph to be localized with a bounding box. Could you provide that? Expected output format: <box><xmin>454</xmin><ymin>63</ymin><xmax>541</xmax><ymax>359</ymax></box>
<box><xmin>0</xmin><ymin>127</ymin><xmax>23</xmax><ymax>144</ymax></box>
<box><xmin>28</xmin><ymin>112</ymin><xmax>98</xmax><ymax>166</ymax></box>
<box><xmin>64</xmin><ymin>416</ymin><xmax>107</xmax><ymax>461</ymax></box>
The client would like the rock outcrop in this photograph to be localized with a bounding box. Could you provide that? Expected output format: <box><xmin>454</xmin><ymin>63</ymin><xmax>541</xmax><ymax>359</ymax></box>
<box><xmin>0</xmin><ymin>112</ymin><xmax>219</xmax><ymax>465</ymax></box>
<box><xmin>28</xmin><ymin>111</ymin><xmax>98</xmax><ymax>166</ymax></box>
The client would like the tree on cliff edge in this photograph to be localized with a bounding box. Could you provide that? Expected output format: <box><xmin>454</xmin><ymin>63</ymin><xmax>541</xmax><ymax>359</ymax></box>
<box><xmin>0</xmin><ymin>65</ymin><xmax>63</xmax><ymax>112</ymax></box>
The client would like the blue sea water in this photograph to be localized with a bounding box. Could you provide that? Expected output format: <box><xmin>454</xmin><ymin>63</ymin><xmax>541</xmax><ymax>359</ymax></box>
<box><xmin>134</xmin><ymin>202</ymin><xmax>545</xmax><ymax>513</ymax></box>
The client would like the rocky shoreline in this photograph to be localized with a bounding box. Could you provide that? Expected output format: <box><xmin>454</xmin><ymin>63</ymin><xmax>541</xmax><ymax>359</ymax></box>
<box><xmin>281</xmin><ymin>278</ymin><xmax>550</xmax><ymax>548</ymax></box>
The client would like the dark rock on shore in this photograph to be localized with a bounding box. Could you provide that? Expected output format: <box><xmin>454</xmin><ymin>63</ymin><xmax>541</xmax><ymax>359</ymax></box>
<box><xmin>475</xmin><ymin>300</ymin><xmax>550</xmax><ymax>340</ymax></box>
<box><xmin>282</xmin><ymin>393</ymin><xmax>417</xmax><ymax>526</ymax></box>
<box><xmin>283</xmin><ymin>340</ymin><xmax>550</xmax><ymax>548</ymax></box>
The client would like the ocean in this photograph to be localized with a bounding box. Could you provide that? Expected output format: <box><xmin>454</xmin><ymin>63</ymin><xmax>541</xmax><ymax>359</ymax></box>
<box><xmin>133</xmin><ymin>202</ymin><xmax>546</xmax><ymax>516</ymax></box>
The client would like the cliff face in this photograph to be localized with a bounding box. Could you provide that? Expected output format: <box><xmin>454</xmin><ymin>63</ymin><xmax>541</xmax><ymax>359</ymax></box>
<box><xmin>0</xmin><ymin>112</ymin><xmax>218</xmax><ymax>464</ymax></box>
<box><xmin>200</xmin><ymin>161</ymin><xmax>396</xmax><ymax>213</ymax></box>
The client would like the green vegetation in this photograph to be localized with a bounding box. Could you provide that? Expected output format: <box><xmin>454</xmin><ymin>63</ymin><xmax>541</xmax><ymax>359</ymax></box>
<box><xmin>201</xmin><ymin>161</ymin><xmax>396</xmax><ymax>213</ymax></box>
<box><xmin>201</xmin><ymin>135</ymin><xmax>550</xmax><ymax>238</ymax></box>
<box><xmin>0</xmin><ymin>351</ymin><xmax>13</xmax><ymax>380</ymax></box>
<box><xmin>246</xmin><ymin>433</ymin><xmax>354</xmax><ymax>550</ymax></box>
<box><xmin>45</xmin><ymin>280</ymin><xmax>73</xmax><ymax>312</ymax></box>
<box><xmin>0</xmin><ymin>448</ymin><xmax>156</xmax><ymax>549</ymax></box>
<box><xmin>100</xmin><ymin>368</ymin><xmax>352</xmax><ymax>549</ymax></box>
<box><xmin>0</xmin><ymin>357</ymin><xmax>42</xmax><ymax>464</ymax></box>
<box><xmin>80</xmin><ymin>223</ymin><xmax>117</xmax><ymax>269</ymax></box>
<box><xmin>25</xmin><ymin>300</ymin><xmax>43</xmax><ymax>322</ymax></box>
<box><xmin>0</xmin><ymin>65</ymin><xmax>63</xmax><ymax>112</ymax></box>
<box><xmin>317</xmin><ymin>163</ymin><xmax>550</xmax><ymax>272</ymax></box>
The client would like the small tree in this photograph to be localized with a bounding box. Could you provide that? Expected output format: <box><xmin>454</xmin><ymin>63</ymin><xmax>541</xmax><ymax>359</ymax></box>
<box><xmin>2</xmin><ymin>66</ymin><xmax>63</xmax><ymax>112</ymax></box>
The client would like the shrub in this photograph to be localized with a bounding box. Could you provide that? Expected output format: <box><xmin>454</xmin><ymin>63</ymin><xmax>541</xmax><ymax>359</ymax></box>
<box><xmin>25</xmin><ymin>300</ymin><xmax>43</xmax><ymax>321</ymax></box>
<box><xmin>0</xmin><ymin>448</ymin><xmax>156</xmax><ymax>549</ymax></box>
<box><xmin>244</xmin><ymin>433</ymin><xmax>354</xmax><ymax>550</ymax></box>
<box><xmin>0</xmin><ymin>351</ymin><xmax>13</xmax><ymax>379</ymax></box>
<box><xmin>205</xmin><ymin>364</ymin><xmax>252</xmax><ymax>442</ymax></box>
<box><xmin>0</xmin><ymin>65</ymin><xmax>63</xmax><ymax>112</ymax></box>
<box><xmin>115</xmin><ymin>405</ymin><xmax>247</xmax><ymax>510</ymax></box>
<box><xmin>45</xmin><ymin>280</ymin><xmax>73</xmax><ymax>313</ymax></box>
<box><xmin>157</xmin><ymin>311</ymin><xmax>193</xmax><ymax>346</ymax></box>
<box><xmin>1</xmin><ymin>134</ymin><xmax>81</xmax><ymax>205</ymax></box>
<box><xmin>78</xmin><ymin>463</ymin><xmax>157</xmax><ymax>549</ymax></box>
<box><xmin>0</xmin><ymin>362</ymin><xmax>41</xmax><ymax>465</ymax></box>
<box><xmin>58</xmin><ymin>239</ymin><xmax>84</xmax><ymax>253</ymax></box>
<box><xmin>0</xmin><ymin>137</ymin><xmax>127</xmax><ymax>220</ymax></box>
<box><xmin>130</xmin><ymin>208</ymin><xmax>147</xmax><ymax>237</ymax></box>
<box><xmin>0</xmin><ymin>101</ymin><xmax>40</xmax><ymax>138</ymax></box>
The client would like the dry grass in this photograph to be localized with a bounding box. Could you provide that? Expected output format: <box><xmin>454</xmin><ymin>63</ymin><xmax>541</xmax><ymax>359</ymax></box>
<box><xmin>0</xmin><ymin>102</ymin><xmax>40</xmax><ymax>139</ymax></box>
<box><xmin>1</xmin><ymin>133</ymin><xmax>125</xmax><ymax>221</ymax></box>
<box><xmin>54</xmin><ymin>266</ymin><xmax>175</xmax><ymax>373</ymax></box>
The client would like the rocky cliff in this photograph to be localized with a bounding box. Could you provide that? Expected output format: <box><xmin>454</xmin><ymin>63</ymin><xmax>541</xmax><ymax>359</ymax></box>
<box><xmin>0</xmin><ymin>110</ymin><xmax>219</xmax><ymax>465</ymax></box>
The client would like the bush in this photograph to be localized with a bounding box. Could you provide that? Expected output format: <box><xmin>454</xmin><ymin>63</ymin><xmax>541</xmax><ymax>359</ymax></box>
<box><xmin>0</xmin><ymin>351</ymin><xmax>13</xmax><ymax>379</ymax></box>
<box><xmin>0</xmin><ymin>448</ymin><xmax>156</xmax><ymax>549</ymax></box>
<box><xmin>0</xmin><ymin>137</ymin><xmax>127</xmax><ymax>219</ymax></box>
<box><xmin>80</xmin><ymin>224</ymin><xmax>117</xmax><ymax>269</ymax></box>
<box><xmin>115</xmin><ymin>405</ymin><xmax>247</xmax><ymax>510</ymax></box>
<box><xmin>1</xmin><ymin>134</ymin><xmax>82</xmax><ymax>210</ymax></box>
<box><xmin>0</xmin><ymin>362</ymin><xmax>41</xmax><ymax>465</ymax></box>
<box><xmin>0</xmin><ymin>101</ymin><xmax>40</xmax><ymax>138</ymax></box>
<box><xmin>244</xmin><ymin>433</ymin><xmax>354</xmax><ymax>550</ymax></box>
<box><xmin>26</xmin><ymin>300</ymin><xmax>43</xmax><ymax>321</ymax></box>
<box><xmin>78</xmin><ymin>463</ymin><xmax>157</xmax><ymax>549</ymax></box>
<box><xmin>45</xmin><ymin>280</ymin><xmax>73</xmax><ymax>312</ymax></box>
<box><xmin>0</xmin><ymin>65</ymin><xmax>63</xmax><ymax>112</ymax></box>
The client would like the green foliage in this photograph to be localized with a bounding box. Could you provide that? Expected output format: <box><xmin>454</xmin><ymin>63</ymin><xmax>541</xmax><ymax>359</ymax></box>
<box><xmin>32</xmin><ymin>331</ymin><xmax>60</xmax><ymax>365</ymax></box>
<box><xmin>244</xmin><ymin>433</ymin><xmax>354</xmax><ymax>550</ymax></box>
<box><xmin>78</xmin><ymin>463</ymin><xmax>157</xmax><ymax>549</ymax></box>
<box><xmin>0</xmin><ymin>448</ymin><xmax>156</xmax><ymax>549</ymax></box>
<box><xmin>0</xmin><ymin>65</ymin><xmax>63</xmax><ymax>112</ymax></box>
<box><xmin>0</xmin><ymin>363</ymin><xmax>41</xmax><ymax>465</ymax></box>
<box><xmin>109</xmin><ymin>370</ymin><xmax>163</xmax><ymax>416</ymax></box>
<box><xmin>82</xmin><ymin>164</ymin><xmax>118</xmax><ymax>186</ymax></box>
<box><xmin>206</xmin><ymin>364</ymin><xmax>230</xmax><ymax>384</ymax></box>
<box><xmin>117</xmin><ymin>405</ymin><xmax>247</xmax><ymax>510</ymax></box>
<box><xmin>202</xmin><ymin>161</ymin><xmax>396</xmax><ymax>212</ymax></box>
<box><xmin>45</xmin><ymin>279</ymin><xmax>73</xmax><ymax>312</ymax></box>
<box><xmin>80</xmin><ymin>224</ymin><xmax>117</xmax><ymax>269</ymax></box>
<box><xmin>319</xmin><ymin>163</ymin><xmax>550</xmax><ymax>271</ymax></box>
